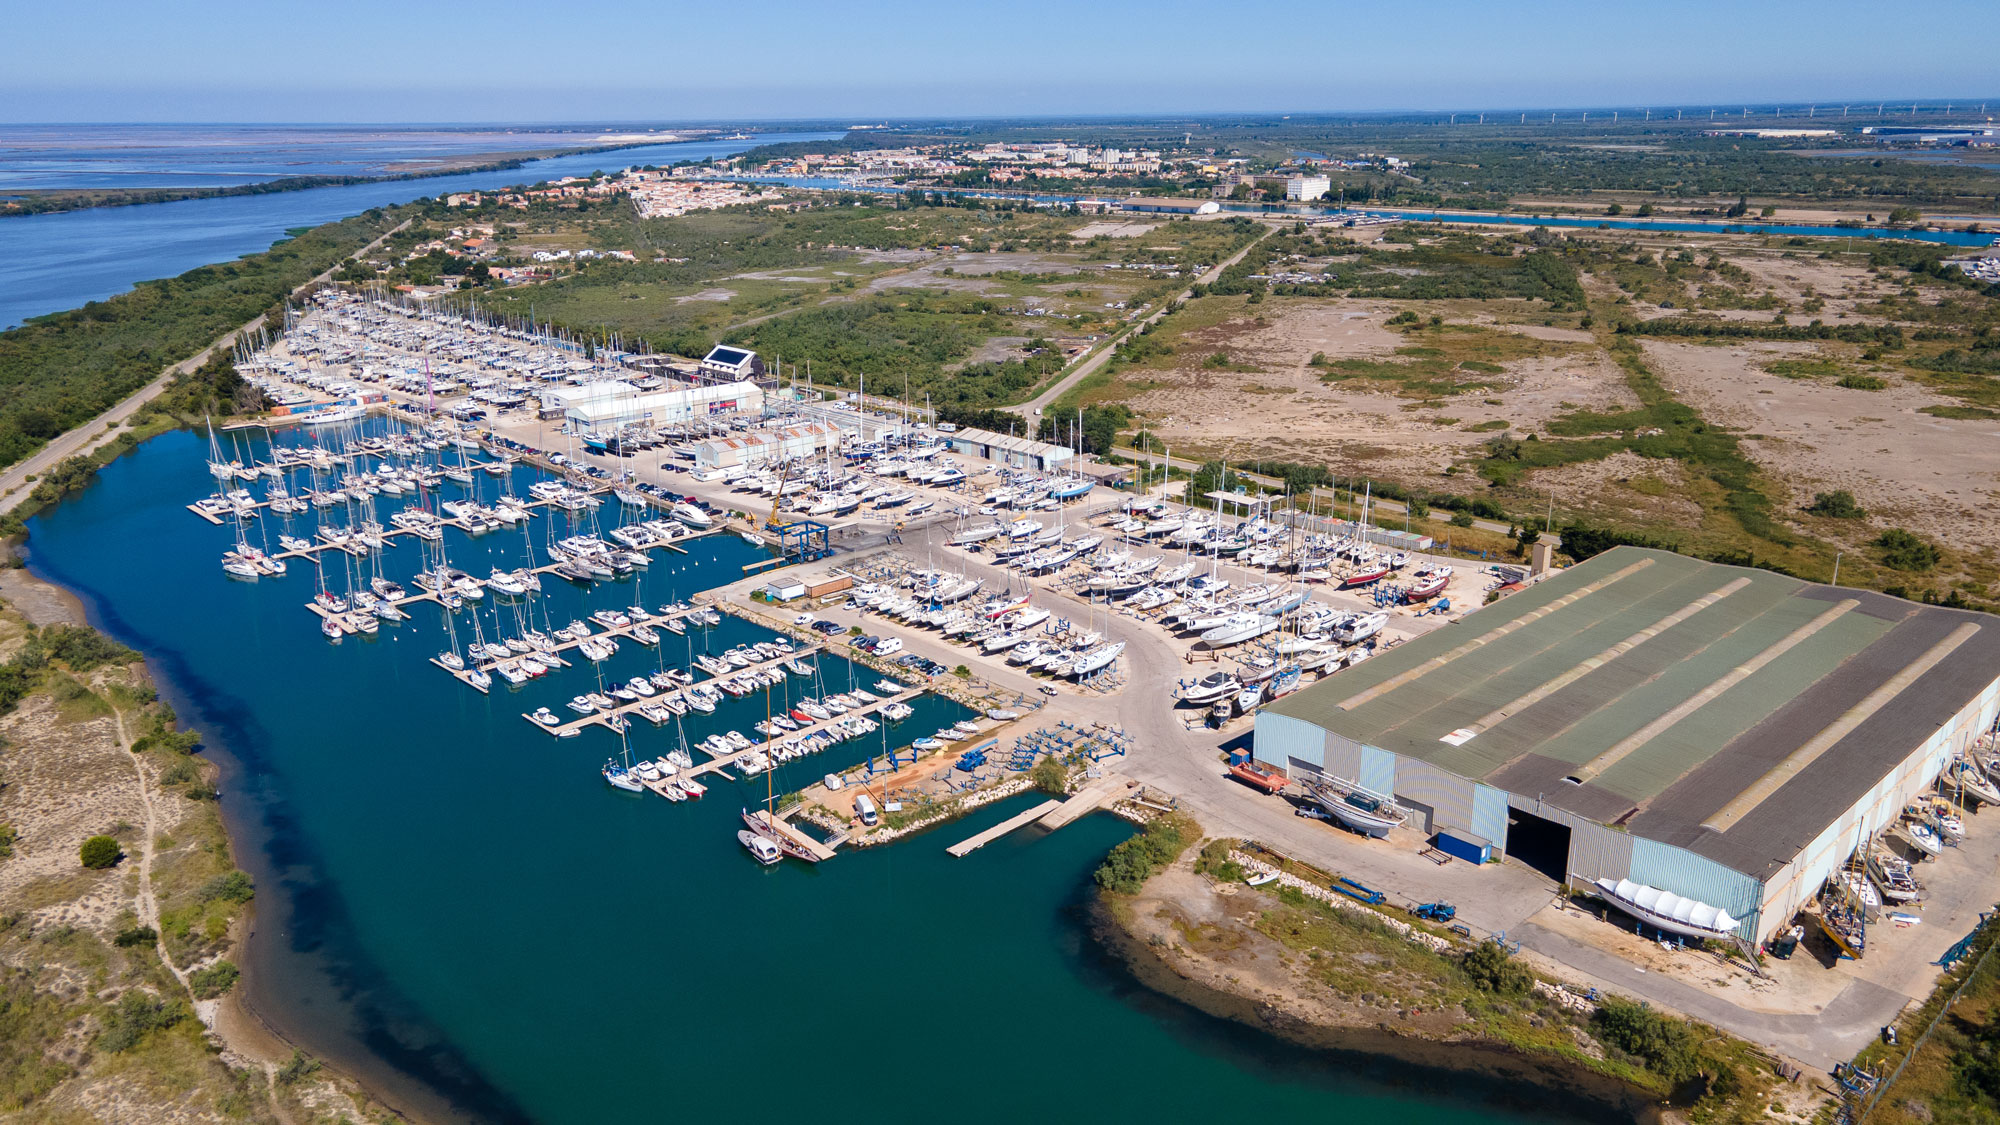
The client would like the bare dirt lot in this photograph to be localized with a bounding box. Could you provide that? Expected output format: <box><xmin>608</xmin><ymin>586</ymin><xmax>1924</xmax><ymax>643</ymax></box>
<box><xmin>1641</xmin><ymin>339</ymin><xmax>2000</xmax><ymax>551</ymax></box>
<box><xmin>1112</xmin><ymin>299</ymin><xmax>1639</xmax><ymax>479</ymax></box>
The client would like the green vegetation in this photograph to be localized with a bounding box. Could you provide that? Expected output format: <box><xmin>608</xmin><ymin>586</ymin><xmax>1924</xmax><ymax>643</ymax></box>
<box><xmin>1094</xmin><ymin>812</ymin><xmax>1199</xmax><ymax>894</ymax></box>
<box><xmin>1029</xmin><ymin>756</ymin><xmax>1070</xmax><ymax>796</ymax></box>
<box><xmin>1806</xmin><ymin>490</ymin><xmax>1866</xmax><ymax>519</ymax></box>
<box><xmin>0</xmin><ymin>208</ymin><xmax>400</xmax><ymax>473</ymax></box>
<box><xmin>1878</xmin><ymin>528</ymin><xmax>1942</xmax><ymax>572</ymax></box>
<box><xmin>0</xmin><ymin>620</ymin><xmax>138</xmax><ymax>715</ymax></box>
<box><xmin>1318</xmin><ymin>323</ymin><xmax>1575</xmax><ymax>398</ymax></box>
<box><xmin>188</xmin><ymin>960</ymin><xmax>241</xmax><ymax>999</ymax></box>
<box><xmin>78</xmin><ymin>834</ymin><xmax>123</xmax><ymax>870</ymax></box>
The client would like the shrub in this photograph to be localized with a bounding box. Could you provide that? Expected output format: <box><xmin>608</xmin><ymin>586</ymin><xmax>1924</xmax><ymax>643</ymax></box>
<box><xmin>96</xmin><ymin>990</ymin><xmax>189</xmax><ymax>1053</ymax></box>
<box><xmin>1460</xmin><ymin>940</ymin><xmax>1532</xmax><ymax>995</ymax></box>
<box><xmin>1805</xmin><ymin>490</ymin><xmax>1864</xmax><ymax>519</ymax></box>
<box><xmin>113</xmin><ymin>925</ymin><xmax>157</xmax><ymax>948</ymax></box>
<box><xmin>1029</xmin><ymin>756</ymin><xmax>1069</xmax><ymax>796</ymax></box>
<box><xmin>79</xmin><ymin>835</ymin><xmax>122</xmax><ymax>870</ymax></box>
<box><xmin>1592</xmin><ymin>997</ymin><xmax>1705</xmax><ymax>1083</ymax></box>
<box><xmin>189</xmin><ymin>961</ymin><xmax>240</xmax><ymax>999</ymax></box>
<box><xmin>198</xmin><ymin>871</ymin><xmax>254</xmax><ymax>904</ymax></box>
<box><xmin>1094</xmin><ymin>812</ymin><xmax>1200</xmax><ymax>894</ymax></box>
<box><xmin>1877</xmin><ymin>528</ymin><xmax>1940</xmax><ymax>572</ymax></box>
<box><xmin>0</xmin><ymin>822</ymin><xmax>14</xmax><ymax>859</ymax></box>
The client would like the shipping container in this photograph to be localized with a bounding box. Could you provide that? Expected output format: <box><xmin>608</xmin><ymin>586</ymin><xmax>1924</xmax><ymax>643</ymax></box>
<box><xmin>804</xmin><ymin>575</ymin><xmax>854</xmax><ymax>598</ymax></box>
<box><xmin>1434</xmin><ymin>829</ymin><xmax>1492</xmax><ymax>865</ymax></box>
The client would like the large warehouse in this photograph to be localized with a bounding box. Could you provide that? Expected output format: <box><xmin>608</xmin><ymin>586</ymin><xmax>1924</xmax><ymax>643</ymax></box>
<box><xmin>1257</xmin><ymin>547</ymin><xmax>2000</xmax><ymax>946</ymax></box>
<box><xmin>539</xmin><ymin>380</ymin><xmax>762</xmax><ymax>428</ymax></box>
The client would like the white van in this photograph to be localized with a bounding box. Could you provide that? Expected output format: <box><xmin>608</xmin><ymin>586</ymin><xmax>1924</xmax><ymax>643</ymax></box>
<box><xmin>854</xmin><ymin>793</ymin><xmax>879</xmax><ymax>827</ymax></box>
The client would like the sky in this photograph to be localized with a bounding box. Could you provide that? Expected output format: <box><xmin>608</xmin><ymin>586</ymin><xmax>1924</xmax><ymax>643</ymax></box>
<box><xmin>4</xmin><ymin>0</ymin><xmax>1998</xmax><ymax>123</ymax></box>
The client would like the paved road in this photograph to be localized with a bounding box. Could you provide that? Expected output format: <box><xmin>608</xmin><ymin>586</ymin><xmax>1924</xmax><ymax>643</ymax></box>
<box><xmin>1008</xmin><ymin>223</ymin><xmax>1276</xmax><ymax>420</ymax></box>
<box><xmin>0</xmin><ymin>219</ymin><xmax>409</xmax><ymax>519</ymax></box>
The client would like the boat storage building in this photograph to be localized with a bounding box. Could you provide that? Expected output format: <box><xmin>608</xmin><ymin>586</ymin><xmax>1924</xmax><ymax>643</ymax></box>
<box><xmin>541</xmin><ymin>380</ymin><xmax>762</xmax><ymax>428</ymax></box>
<box><xmin>1256</xmin><ymin>547</ymin><xmax>2000</xmax><ymax>945</ymax></box>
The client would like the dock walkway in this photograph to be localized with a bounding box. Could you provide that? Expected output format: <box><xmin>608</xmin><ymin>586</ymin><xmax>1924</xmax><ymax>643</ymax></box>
<box><xmin>1037</xmin><ymin>777</ymin><xmax>1122</xmax><ymax>830</ymax></box>
<box><xmin>946</xmin><ymin>799</ymin><xmax>1063</xmax><ymax>857</ymax></box>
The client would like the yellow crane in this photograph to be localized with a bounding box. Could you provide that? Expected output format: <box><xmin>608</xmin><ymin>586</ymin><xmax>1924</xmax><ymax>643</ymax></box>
<box><xmin>765</xmin><ymin>460</ymin><xmax>792</xmax><ymax>530</ymax></box>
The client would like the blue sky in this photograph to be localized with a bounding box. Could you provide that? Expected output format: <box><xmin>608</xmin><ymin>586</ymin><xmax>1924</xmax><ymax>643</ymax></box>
<box><xmin>5</xmin><ymin>0</ymin><xmax>1997</xmax><ymax>122</ymax></box>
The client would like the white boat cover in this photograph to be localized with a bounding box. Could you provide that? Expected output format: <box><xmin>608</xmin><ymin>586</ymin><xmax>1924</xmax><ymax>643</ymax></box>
<box><xmin>1595</xmin><ymin>878</ymin><xmax>1739</xmax><ymax>938</ymax></box>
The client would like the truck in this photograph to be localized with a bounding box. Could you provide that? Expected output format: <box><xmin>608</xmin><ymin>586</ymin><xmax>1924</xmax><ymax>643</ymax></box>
<box><xmin>854</xmin><ymin>793</ymin><xmax>879</xmax><ymax>828</ymax></box>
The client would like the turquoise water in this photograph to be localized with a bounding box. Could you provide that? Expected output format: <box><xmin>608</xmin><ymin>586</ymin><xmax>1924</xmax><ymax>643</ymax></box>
<box><xmin>24</xmin><ymin>428</ymin><xmax>1562</xmax><ymax>1124</ymax></box>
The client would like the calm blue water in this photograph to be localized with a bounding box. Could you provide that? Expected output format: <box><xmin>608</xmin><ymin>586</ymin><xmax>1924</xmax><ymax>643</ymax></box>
<box><xmin>20</xmin><ymin>424</ymin><xmax>1566</xmax><ymax>1124</ymax></box>
<box><xmin>0</xmin><ymin>131</ymin><xmax>839</xmax><ymax>329</ymax></box>
<box><xmin>728</xmin><ymin>174</ymin><xmax>2000</xmax><ymax>247</ymax></box>
<box><xmin>0</xmin><ymin>124</ymin><xmax>687</xmax><ymax>191</ymax></box>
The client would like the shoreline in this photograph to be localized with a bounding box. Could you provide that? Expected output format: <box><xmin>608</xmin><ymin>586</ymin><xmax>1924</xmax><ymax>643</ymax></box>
<box><xmin>0</xmin><ymin>135</ymin><xmax>716</xmax><ymax>219</ymax></box>
<box><xmin>8</xmin><ymin>538</ymin><xmax>508</xmax><ymax>1124</ymax></box>
<box><xmin>1087</xmin><ymin>866</ymin><xmax>1669</xmax><ymax>1123</ymax></box>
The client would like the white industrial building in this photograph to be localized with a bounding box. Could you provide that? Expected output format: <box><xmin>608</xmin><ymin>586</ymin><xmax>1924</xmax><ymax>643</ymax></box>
<box><xmin>691</xmin><ymin>422</ymin><xmax>842</xmax><ymax>469</ymax></box>
<box><xmin>540</xmin><ymin>380</ymin><xmax>762</xmax><ymax>428</ymax></box>
<box><xmin>1287</xmin><ymin>175</ymin><xmax>1332</xmax><ymax>202</ymax></box>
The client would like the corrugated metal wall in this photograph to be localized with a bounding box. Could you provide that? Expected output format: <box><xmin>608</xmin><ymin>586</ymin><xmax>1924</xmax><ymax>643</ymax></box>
<box><xmin>1253</xmin><ymin>712</ymin><xmax>1325</xmax><ymax>772</ymax></box>
<box><xmin>1629</xmin><ymin>837</ymin><xmax>1763</xmax><ymax>940</ymax></box>
<box><xmin>1392</xmin><ymin>758</ymin><xmax>1476</xmax><ymax>836</ymax></box>
<box><xmin>1503</xmin><ymin>795</ymin><xmax>1632</xmax><ymax>882</ymax></box>
<box><xmin>1471</xmin><ymin>784</ymin><xmax>1510</xmax><ymax>855</ymax></box>
<box><xmin>1360</xmin><ymin>745</ymin><xmax>1397</xmax><ymax>795</ymax></box>
<box><xmin>1322</xmin><ymin>731</ymin><xmax>1363</xmax><ymax>780</ymax></box>
<box><xmin>1757</xmin><ymin>676</ymin><xmax>2000</xmax><ymax>943</ymax></box>
<box><xmin>1568</xmin><ymin>823</ymin><xmax>1636</xmax><ymax>885</ymax></box>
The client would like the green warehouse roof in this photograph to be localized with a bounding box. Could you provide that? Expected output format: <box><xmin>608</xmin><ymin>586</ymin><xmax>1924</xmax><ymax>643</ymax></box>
<box><xmin>1264</xmin><ymin>547</ymin><xmax>2000</xmax><ymax>879</ymax></box>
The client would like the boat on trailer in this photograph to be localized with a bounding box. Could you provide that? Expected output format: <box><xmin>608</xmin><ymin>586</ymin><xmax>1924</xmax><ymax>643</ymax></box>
<box><xmin>1592</xmin><ymin>877</ymin><xmax>1741</xmax><ymax>941</ymax></box>
<box><xmin>1303</xmin><ymin>774</ymin><xmax>1407</xmax><ymax>837</ymax></box>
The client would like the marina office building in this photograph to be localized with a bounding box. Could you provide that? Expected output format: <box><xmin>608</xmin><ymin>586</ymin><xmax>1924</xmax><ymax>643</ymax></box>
<box><xmin>1256</xmin><ymin>547</ymin><xmax>2000</xmax><ymax>945</ymax></box>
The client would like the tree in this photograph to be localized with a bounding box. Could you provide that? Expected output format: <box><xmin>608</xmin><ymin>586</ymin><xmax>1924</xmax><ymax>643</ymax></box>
<box><xmin>79</xmin><ymin>834</ymin><xmax>122</xmax><ymax>869</ymax></box>
<box><xmin>1888</xmin><ymin>206</ymin><xmax>1922</xmax><ymax>226</ymax></box>
<box><xmin>1725</xmin><ymin>195</ymin><xmax>1750</xmax><ymax>218</ymax></box>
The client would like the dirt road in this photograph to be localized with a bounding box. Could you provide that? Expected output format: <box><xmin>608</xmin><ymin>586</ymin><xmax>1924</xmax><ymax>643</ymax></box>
<box><xmin>1009</xmin><ymin>224</ymin><xmax>1276</xmax><ymax>420</ymax></box>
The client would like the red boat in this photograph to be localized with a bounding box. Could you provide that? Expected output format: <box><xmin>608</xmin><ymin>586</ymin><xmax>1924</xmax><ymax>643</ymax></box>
<box><xmin>1229</xmin><ymin>761</ymin><xmax>1288</xmax><ymax>795</ymax></box>
<box><xmin>1405</xmin><ymin>575</ymin><xmax>1449</xmax><ymax>602</ymax></box>
<box><xmin>1340</xmin><ymin>566</ymin><xmax>1390</xmax><ymax>589</ymax></box>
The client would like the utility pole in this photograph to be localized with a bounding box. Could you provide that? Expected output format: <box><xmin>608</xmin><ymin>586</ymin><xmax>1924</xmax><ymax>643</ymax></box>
<box><xmin>1832</xmin><ymin>552</ymin><xmax>1842</xmax><ymax>586</ymax></box>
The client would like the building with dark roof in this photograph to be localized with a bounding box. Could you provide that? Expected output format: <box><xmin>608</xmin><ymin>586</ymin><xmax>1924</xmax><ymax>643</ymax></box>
<box><xmin>1257</xmin><ymin>547</ymin><xmax>2000</xmax><ymax>944</ymax></box>
<box><xmin>698</xmin><ymin>345</ymin><xmax>765</xmax><ymax>384</ymax></box>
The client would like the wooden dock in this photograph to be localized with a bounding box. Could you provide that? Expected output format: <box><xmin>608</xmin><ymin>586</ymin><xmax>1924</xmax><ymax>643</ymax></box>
<box><xmin>946</xmin><ymin>799</ymin><xmax>1063</xmax><ymax>857</ymax></box>
<box><xmin>746</xmin><ymin>810</ymin><xmax>839</xmax><ymax>862</ymax></box>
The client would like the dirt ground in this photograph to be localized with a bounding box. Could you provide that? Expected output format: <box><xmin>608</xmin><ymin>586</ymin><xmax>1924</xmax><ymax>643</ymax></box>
<box><xmin>1641</xmin><ymin>339</ymin><xmax>2000</xmax><ymax>551</ymax></box>
<box><xmin>1115</xmin><ymin>301</ymin><xmax>1639</xmax><ymax>478</ymax></box>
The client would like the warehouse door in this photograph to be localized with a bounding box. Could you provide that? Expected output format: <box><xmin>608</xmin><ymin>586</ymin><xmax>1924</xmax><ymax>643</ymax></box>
<box><xmin>1505</xmin><ymin>808</ymin><xmax>1571</xmax><ymax>884</ymax></box>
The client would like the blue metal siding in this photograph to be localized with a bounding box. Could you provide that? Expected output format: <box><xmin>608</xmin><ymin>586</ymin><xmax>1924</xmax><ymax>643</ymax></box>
<box><xmin>1254</xmin><ymin>712</ymin><xmax>1325</xmax><ymax>772</ymax></box>
<box><xmin>1628</xmin><ymin>837</ymin><xmax>1762</xmax><ymax>940</ymax></box>
<box><xmin>1471</xmin><ymin>784</ymin><xmax>1509</xmax><ymax>855</ymax></box>
<box><xmin>1359</xmin><ymin>745</ymin><xmax>1396</xmax><ymax>795</ymax></box>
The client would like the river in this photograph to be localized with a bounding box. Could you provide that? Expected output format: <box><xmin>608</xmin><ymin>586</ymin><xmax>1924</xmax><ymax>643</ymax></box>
<box><xmin>20</xmin><ymin>423</ymin><xmax>1563</xmax><ymax>1124</ymax></box>
<box><xmin>0</xmin><ymin>132</ymin><xmax>840</xmax><ymax>330</ymax></box>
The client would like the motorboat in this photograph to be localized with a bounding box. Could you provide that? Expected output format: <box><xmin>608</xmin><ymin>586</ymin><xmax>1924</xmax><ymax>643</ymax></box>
<box><xmin>1176</xmin><ymin>672</ymin><xmax>1242</xmax><ymax>706</ymax></box>
<box><xmin>1199</xmin><ymin>614</ymin><xmax>1280</xmax><ymax>648</ymax></box>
